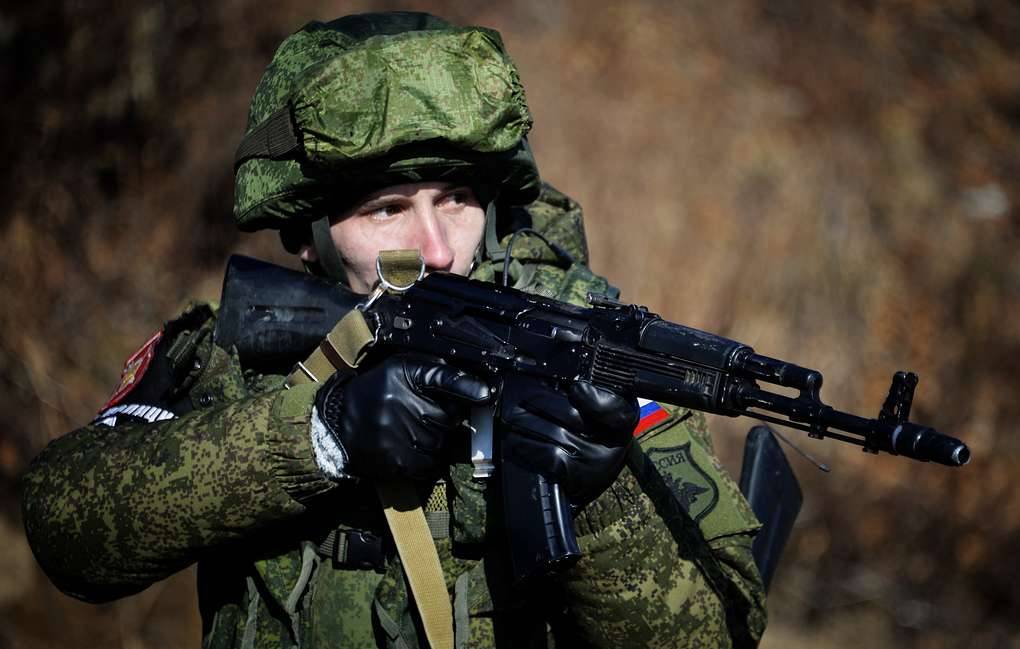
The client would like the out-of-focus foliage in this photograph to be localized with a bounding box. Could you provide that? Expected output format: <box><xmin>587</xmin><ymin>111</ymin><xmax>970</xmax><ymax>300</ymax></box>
<box><xmin>1</xmin><ymin>1</ymin><xmax>1017</xmax><ymax>647</ymax></box>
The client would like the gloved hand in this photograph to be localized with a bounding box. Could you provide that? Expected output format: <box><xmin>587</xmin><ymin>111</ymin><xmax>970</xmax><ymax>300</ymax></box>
<box><xmin>314</xmin><ymin>355</ymin><xmax>492</xmax><ymax>481</ymax></box>
<box><xmin>500</xmin><ymin>379</ymin><xmax>639</xmax><ymax>509</ymax></box>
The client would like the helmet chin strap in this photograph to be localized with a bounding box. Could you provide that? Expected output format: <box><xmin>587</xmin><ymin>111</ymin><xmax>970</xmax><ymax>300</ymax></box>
<box><xmin>311</xmin><ymin>216</ymin><xmax>350</xmax><ymax>286</ymax></box>
<box><xmin>481</xmin><ymin>198</ymin><xmax>504</xmax><ymax>264</ymax></box>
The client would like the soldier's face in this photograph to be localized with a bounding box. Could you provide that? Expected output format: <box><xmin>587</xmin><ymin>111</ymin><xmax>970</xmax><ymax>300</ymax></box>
<box><xmin>300</xmin><ymin>182</ymin><xmax>486</xmax><ymax>293</ymax></box>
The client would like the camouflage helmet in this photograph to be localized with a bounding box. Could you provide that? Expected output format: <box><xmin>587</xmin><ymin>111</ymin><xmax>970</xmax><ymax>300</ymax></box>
<box><xmin>232</xmin><ymin>12</ymin><xmax>541</xmax><ymax>237</ymax></box>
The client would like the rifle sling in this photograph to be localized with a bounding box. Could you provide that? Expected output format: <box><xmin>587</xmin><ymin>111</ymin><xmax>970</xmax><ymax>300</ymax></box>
<box><xmin>286</xmin><ymin>309</ymin><xmax>374</xmax><ymax>386</ymax></box>
<box><xmin>286</xmin><ymin>303</ymin><xmax>454</xmax><ymax>649</ymax></box>
<box><xmin>377</xmin><ymin>482</ymin><xmax>455</xmax><ymax>649</ymax></box>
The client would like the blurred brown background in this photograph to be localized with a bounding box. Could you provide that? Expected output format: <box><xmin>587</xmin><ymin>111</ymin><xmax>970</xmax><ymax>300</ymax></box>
<box><xmin>2</xmin><ymin>1</ymin><xmax>1018</xmax><ymax>647</ymax></box>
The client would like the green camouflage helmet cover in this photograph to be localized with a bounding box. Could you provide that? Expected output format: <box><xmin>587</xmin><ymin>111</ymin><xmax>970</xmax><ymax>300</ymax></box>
<box><xmin>233</xmin><ymin>12</ymin><xmax>541</xmax><ymax>232</ymax></box>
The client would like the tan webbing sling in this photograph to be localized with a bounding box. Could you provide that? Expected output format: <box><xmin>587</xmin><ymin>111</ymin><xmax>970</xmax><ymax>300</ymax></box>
<box><xmin>287</xmin><ymin>251</ymin><xmax>454</xmax><ymax>649</ymax></box>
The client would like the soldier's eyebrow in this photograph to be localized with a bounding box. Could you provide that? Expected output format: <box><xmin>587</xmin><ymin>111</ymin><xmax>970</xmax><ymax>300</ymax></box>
<box><xmin>357</xmin><ymin>194</ymin><xmax>407</xmax><ymax>212</ymax></box>
<box><xmin>439</xmin><ymin>185</ymin><xmax>475</xmax><ymax>200</ymax></box>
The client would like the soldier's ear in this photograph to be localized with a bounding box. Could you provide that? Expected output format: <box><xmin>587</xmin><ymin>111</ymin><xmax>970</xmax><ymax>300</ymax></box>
<box><xmin>298</xmin><ymin>243</ymin><xmax>319</xmax><ymax>263</ymax></box>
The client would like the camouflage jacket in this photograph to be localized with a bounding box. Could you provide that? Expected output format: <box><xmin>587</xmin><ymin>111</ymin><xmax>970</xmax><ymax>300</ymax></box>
<box><xmin>22</xmin><ymin>187</ymin><xmax>766</xmax><ymax>648</ymax></box>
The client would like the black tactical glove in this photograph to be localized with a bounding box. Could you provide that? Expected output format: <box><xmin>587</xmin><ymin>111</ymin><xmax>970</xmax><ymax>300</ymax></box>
<box><xmin>315</xmin><ymin>355</ymin><xmax>492</xmax><ymax>481</ymax></box>
<box><xmin>500</xmin><ymin>379</ymin><xmax>639</xmax><ymax>509</ymax></box>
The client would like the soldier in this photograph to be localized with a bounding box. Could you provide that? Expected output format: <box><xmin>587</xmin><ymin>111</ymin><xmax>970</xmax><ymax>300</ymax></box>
<box><xmin>21</xmin><ymin>12</ymin><xmax>766</xmax><ymax>648</ymax></box>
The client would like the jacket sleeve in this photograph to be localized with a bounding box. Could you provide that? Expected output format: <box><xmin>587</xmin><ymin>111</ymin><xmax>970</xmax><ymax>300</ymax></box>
<box><xmin>20</xmin><ymin>315</ymin><xmax>333</xmax><ymax>603</ymax></box>
<box><xmin>557</xmin><ymin>410</ymin><xmax>767</xmax><ymax>648</ymax></box>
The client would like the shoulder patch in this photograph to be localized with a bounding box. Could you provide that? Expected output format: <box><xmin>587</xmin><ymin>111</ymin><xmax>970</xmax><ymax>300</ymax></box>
<box><xmin>644</xmin><ymin>442</ymin><xmax>720</xmax><ymax>522</ymax></box>
<box><xmin>102</xmin><ymin>329</ymin><xmax>162</xmax><ymax>410</ymax></box>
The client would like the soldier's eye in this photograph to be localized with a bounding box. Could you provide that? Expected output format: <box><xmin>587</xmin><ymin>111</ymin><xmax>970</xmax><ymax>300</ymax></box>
<box><xmin>367</xmin><ymin>203</ymin><xmax>402</xmax><ymax>220</ymax></box>
<box><xmin>439</xmin><ymin>187</ymin><xmax>476</xmax><ymax>208</ymax></box>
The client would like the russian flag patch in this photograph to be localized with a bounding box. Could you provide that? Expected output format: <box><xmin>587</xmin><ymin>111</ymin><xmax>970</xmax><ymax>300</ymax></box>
<box><xmin>633</xmin><ymin>398</ymin><xmax>670</xmax><ymax>437</ymax></box>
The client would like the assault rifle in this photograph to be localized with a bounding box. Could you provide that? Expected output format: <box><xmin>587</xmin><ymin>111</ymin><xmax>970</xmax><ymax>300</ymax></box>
<box><xmin>214</xmin><ymin>255</ymin><xmax>969</xmax><ymax>582</ymax></box>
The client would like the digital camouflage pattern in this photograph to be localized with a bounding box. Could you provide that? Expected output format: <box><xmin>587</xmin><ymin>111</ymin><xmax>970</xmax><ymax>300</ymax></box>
<box><xmin>21</xmin><ymin>183</ymin><xmax>766</xmax><ymax>648</ymax></box>
<box><xmin>234</xmin><ymin>14</ymin><xmax>541</xmax><ymax>232</ymax></box>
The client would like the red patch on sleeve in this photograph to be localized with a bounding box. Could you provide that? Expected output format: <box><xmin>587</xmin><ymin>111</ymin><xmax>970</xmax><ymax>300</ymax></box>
<box><xmin>101</xmin><ymin>329</ymin><xmax>163</xmax><ymax>410</ymax></box>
